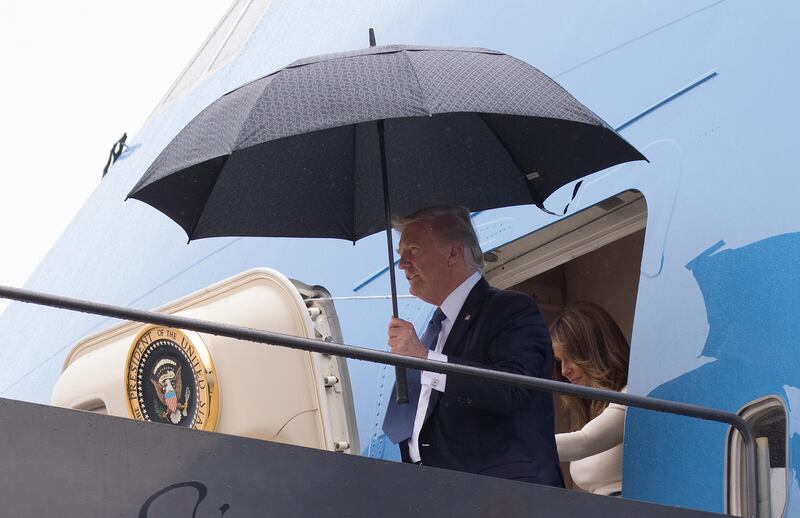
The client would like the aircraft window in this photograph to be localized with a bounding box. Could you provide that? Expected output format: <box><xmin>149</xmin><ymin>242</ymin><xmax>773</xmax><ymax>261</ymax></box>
<box><xmin>727</xmin><ymin>397</ymin><xmax>787</xmax><ymax>518</ymax></box>
<box><xmin>159</xmin><ymin>0</ymin><xmax>273</xmax><ymax>107</ymax></box>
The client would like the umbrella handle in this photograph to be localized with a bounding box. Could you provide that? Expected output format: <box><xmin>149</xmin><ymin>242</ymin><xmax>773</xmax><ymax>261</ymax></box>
<box><xmin>394</xmin><ymin>366</ymin><xmax>410</xmax><ymax>404</ymax></box>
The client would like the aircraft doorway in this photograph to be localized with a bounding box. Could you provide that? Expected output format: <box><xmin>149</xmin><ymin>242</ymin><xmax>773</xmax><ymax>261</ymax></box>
<box><xmin>483</xmin><ymin>189</ymin><xmax>647</xmax><ymax>489</ymax></box>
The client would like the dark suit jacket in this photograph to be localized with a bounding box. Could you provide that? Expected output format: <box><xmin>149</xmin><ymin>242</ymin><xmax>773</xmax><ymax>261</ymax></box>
<box><xmin>417</xmin><ymin>277</ymin><xmax>563</xmax><ymax>486</ymax></box>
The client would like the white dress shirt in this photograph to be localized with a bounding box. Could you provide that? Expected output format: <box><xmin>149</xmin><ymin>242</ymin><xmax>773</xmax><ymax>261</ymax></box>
<box><xmin>408</xmin><ymin>271</ymin><xmax>481</xmax><ymax>462</ymax></box>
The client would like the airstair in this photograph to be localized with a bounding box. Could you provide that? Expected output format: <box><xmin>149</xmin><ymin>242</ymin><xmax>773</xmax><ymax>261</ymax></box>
<box><xmin>0</xmin><ymin>396</ymin><xmax>728</xmax><ymax>517</ymax></box>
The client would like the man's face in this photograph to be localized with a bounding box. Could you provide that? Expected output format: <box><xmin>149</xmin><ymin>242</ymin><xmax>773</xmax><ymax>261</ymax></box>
<box><xmin>397</xmin><ymin>220</ymin><xmax>453</xmax><ymax>305</ymax></box>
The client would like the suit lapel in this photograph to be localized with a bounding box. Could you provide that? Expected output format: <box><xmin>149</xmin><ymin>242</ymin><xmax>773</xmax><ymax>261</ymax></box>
<box><xmin>441</xmin><ymin>277</ymin><xmax>489</xmax><ymax>357</ymax></box>
<box><xmin>424</xmin><ymin>278</ymin><xmax>490</xmax><ymax>424</ymax></box>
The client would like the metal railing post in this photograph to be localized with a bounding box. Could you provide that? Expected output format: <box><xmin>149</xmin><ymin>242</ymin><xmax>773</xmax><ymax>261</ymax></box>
<box><xmin>0</xmin><ymin>285</ymin><xmax>760</xmax><ymax>517</ymax></box>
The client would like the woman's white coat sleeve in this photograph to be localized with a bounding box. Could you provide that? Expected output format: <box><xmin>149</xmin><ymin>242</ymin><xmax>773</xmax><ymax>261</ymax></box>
<box><xmin>556</xmin><ymin>401</ymin><xmax>625</xmax><ymax>462</ymax></box>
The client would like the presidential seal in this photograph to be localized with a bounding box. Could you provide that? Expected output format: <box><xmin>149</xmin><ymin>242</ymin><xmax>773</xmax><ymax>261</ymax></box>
<box><xmin>125</xmin><ymin>325</ymin><xmax>218</xmax><ymax>430</ymax></box>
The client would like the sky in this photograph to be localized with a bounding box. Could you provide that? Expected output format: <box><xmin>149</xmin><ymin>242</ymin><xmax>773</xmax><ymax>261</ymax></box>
<box><xmin>0</xmin><ymin>1</ymin><xmax>232</xmax><ymax>312</ymax></box>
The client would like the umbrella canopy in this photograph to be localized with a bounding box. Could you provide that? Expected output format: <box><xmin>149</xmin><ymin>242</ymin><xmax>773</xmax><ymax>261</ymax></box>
<box><xmin>128</xmin><ymin>42</ymin><xmax>646</xmax><ymax>404</ymax></box>
<box><xmin>128</xmin><ymin>44</ymin><xmax>645</xmax><ymax>242</ymax></box>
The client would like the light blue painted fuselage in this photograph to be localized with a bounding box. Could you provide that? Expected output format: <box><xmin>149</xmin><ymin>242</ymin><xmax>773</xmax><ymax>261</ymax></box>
<box><xmin>1</xmin><ymin>1</ymin><xmax>799</xmax><ymax>514</ymax></box>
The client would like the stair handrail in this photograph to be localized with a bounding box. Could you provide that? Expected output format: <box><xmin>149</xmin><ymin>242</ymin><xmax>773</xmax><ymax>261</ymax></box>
<box><xmin>0</xmin><ymin>285</ymin><xmax>759</xmax><ymax>518</ymax></box>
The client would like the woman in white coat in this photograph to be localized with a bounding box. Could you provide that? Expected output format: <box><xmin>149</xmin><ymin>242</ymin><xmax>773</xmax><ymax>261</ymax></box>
<box><xmin>550</xmin><ymin>302</ymin><xmax>630</xmax><ymax>496</ymax></box>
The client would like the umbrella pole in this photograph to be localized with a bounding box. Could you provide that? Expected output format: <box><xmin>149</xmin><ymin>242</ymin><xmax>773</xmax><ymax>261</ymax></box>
<box><xmin>377</xmin><ymin>118</ymin><xmax>409</xmax><ymax>404</ymax></box>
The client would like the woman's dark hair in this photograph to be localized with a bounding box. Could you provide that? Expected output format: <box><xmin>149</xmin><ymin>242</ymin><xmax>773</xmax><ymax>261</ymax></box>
<box><xmin>549</xmin><ymin>301</ymin><xmax>630</xmax><ymax>429</ymax></box>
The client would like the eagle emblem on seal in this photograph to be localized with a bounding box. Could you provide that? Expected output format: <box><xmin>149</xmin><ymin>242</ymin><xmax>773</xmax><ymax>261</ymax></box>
<box><xmin>150</xmin><ymin>358</ymin><xmax>191</xmax><ymax>424</ymax></box>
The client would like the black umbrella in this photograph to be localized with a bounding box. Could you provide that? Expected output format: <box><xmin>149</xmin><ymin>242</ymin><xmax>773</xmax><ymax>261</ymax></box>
<box><xmin>128</xmin><ymin>35</ymin><xmax>646</xmax><ymax>402</ymax></box>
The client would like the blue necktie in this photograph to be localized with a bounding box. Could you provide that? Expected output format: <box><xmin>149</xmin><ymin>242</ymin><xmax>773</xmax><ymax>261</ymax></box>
<box><xmin>382</xmin><ymin>308</ymin><xmax>446</xmax><ymax>444</ymax></box>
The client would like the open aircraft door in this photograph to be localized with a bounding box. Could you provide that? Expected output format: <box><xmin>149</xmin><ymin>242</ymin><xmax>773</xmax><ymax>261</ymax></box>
<box><xmin>51</xmin><ymin>268</ymin><xmax>359</xmax><ymax>454</ymax></box>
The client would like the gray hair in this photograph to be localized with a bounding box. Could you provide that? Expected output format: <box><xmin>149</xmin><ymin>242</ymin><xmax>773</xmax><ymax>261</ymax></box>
<box><xmin>394</xmin><ymin>205</ymin><xmax>485</xmax><ymax>273</ymax></box>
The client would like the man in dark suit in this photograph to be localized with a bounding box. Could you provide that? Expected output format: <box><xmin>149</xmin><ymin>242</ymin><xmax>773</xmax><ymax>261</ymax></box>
<box><xmin>382</xmin><ymin>206</ymin><xmax>563</xmax><ymax>486</ymax></box>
